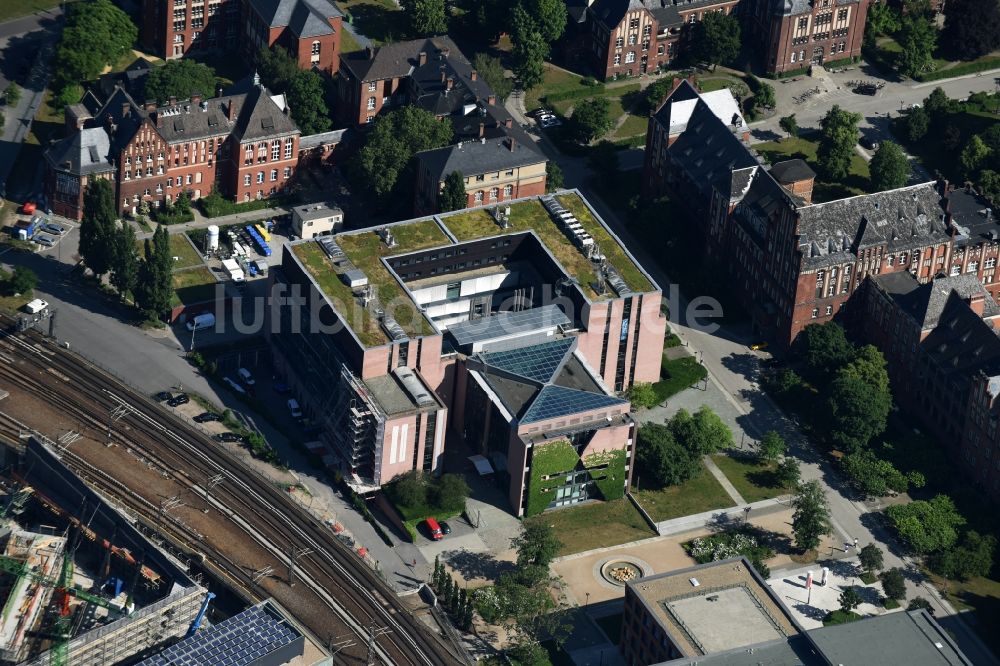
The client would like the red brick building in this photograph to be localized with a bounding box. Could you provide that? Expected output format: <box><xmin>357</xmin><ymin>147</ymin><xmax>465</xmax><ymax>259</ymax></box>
<box><xmin>45</xmin><ymin>79</ymin><xmax>300</xmax><ymax>219</ymax></box>
<box><xmin>582</xmin><ymin>0</ymin><xmax>868</xmax><ymax>79</ymax></box>
<box><xmin>856</xmin><ymin>271</ymin><xmax>1000</xmax><ymax>500</ymax></box>
<box><xmin>643</xmin><ymin>80</ymin><xmax>953</xmax><ymax>348</ymax></box>
<box><xmin>746</xmin><ymin>0</ymin><xmax>869</xmax><ymax>74</ymax></box>
<box><xmin>140</xmin><ymin>0</ymin><xmax>342</xmax><ymax>73</ymax></box>
<box><xmin>337</xmin><ymin>36</ymin><xmax>494</xmax><ymax>126</ymax></box>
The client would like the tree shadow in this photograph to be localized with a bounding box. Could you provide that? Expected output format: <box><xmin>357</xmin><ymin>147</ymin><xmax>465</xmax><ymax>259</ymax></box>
<box><xmin>719</xmin><ymin>351</ymin><xmax>760</xmax><ymax>384</ymax></box>
<box><xmin>791</xmin><ymin>602</ymin><xmax>829</xmax><ymax>621</ymax></box>
<box><xmin>823</xmin><ymin>558</ymin><xmax>859</xmax><ymax>579</ymax></box>
<box><xmin>0</xmin><ymin>22</ymin><xmax>59</xmax><ymax>90</ymax></box>
<box><xmin>345</xmin><ymin>4</ymin><xmax>410</xmax><ymax>44</ymax></box>
<box><xmin>442</xmin><ymin>548</ymin><xmax>515</xmax><ymax>582</ymax></box>
<box><xmin>751</xmin><ymin>128</ymin><xmax>783</xmax><ymax>142</ymax></box>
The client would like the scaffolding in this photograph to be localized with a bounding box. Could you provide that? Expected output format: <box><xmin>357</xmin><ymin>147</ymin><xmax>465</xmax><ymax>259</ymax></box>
<box><xmin>331</xmin><ymin>366</ymin><xmax>385</xmax><ymax>490</ymax></box>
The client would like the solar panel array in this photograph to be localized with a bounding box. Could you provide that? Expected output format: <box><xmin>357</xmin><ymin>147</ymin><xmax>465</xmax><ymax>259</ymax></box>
<box><xmin>137</xmin><ymin>604</ymin><xmax>300</xmax><ymax>666</ymax></box>
<box><xmin>478</xmin><ymin>338</ymin><xmax>574</xmax><ymax>383</ymax></box>
<box><xmin>520</xmin><ymin>385</ymin><xmax>627</xmax><ymax>424</ymax></box>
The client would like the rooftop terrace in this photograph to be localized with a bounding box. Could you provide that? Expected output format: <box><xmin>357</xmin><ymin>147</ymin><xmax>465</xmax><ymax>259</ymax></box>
<box><xmin>289</xmin><ymin>192</ymin><xmax>656</xmax><ymax>347</ymax></box>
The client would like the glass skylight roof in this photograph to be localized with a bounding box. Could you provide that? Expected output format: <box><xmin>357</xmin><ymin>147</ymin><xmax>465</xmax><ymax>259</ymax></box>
<box><xmin>520</xmin><ymin>385</ymin><xmax>627</xmax><ymax>424</ymax></box>
<box><xmin>479</xmin><ymin>338</ymin><xmax>574</xmax><ymax>383</ymax></box>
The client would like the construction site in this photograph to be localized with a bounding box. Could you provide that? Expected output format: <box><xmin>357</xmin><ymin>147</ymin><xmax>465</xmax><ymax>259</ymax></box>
<box><xmin>0</xmin><ymin>434</ymin><xmax>205</xmax><ymax>666</ymax></box>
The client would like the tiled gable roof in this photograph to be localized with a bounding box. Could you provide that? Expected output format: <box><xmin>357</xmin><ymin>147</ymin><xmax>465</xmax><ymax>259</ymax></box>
<box><xmin>44</xmin><ymin>127</ymin><xmax>115</xmax><ymax>176</ymax></box>
<box><xmin>247</xmin><ymin>0</ymin><xmax>342</xmax><ymax>35</ymax></box>
<box><xmin>232</xmin><ymin>84</ymin><xmax>299</xmax><ymax>142</ymax></box>
<box><xmin>416</xmin><ymin>135</ymin><xmax>545</xmax><ymax>182</ymax></box>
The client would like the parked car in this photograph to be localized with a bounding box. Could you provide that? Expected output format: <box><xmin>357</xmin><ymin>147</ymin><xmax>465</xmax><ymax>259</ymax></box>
<box><xmin>424</xmin><ymin>517</ymin><xmax>444</xmax><ymax>541</ymax></box>
<box><xmin>153</xmin><ymin>391</ymin><xmax>172</xmax><ymax>402</ymax></box>
<box><xmin>237</xmin><ymin>368</ymin><xmax>255</xmax><ymax>385</ymax></box>
<box><xmin>529</xmin><ymin>108</ymin><xmax>554</xmax><ymax>119</ymax></box>
<box><xmin>213</xmin><ymin>432</ymin><xmax>247</xmax><ymax>443</ymax></box>
<box><xmin>223</xmin><ymin>377</ymin><xmax>246</xmax><ymax>394</ymax></box>
<box><xmin>859</xmin><ymin>136</ymin><xmax>879</xmax><ymax>150</ymax></box>
<box><xmin>34</xmin><ymin>234</ymin><xmax>56</xmax><ymax>247</ymax></box>
<box><xmin>538</xmin><ymin>114</ymin><xmax>562</xmax><ymax>128</ymax></box>
<box><xmin>440</xmin><ymin>521</ymin><xmax>452</xmax><ymax>535</ymax></box>
<box><xmin>273</xmin><ymin>382</ymin><xmax>291</xmax><ymax>394</ymax></box>
<box><xmin>287</xmin><ymin>398</ymin><xmax>303</xmax><ymax>419</ymax></box>
<box><xmin>194</xmin><ymin>412</ymin><xmax>221</xmax><ymax>423</ymax></box>
<box><xmin>41</xmin><ymin>223</ymin><xmax>65</xmax><ymax>235</ymax></box>
<box><xmin>167</xmin><ymin>394</ymin><xmax>189</xmax><ymax>407</ymax></box>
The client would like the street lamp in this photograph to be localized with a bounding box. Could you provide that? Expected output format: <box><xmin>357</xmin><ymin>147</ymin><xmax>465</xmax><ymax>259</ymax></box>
<box><xmin>744</xmin><ymin>506</ymin><xmax>751</xmax><ymax>524</ymax></box>
<box><xmin>585</xmin><ymin>592</ymin><xmax>590</xmax><ymax>606</ymax></box>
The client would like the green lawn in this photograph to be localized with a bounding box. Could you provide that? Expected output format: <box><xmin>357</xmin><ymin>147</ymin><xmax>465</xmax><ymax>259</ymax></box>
<box><xmin>927</xmin><ymin>571</ymin><xmax>1000</xmax><ymax>656</ymax></box>
<box><xmin>614</xmin><ymin>112</ymin><xmax>650</xmax><ymax>139</ymax></box>
<box><xmin>335</xmin><ymin>0</ymin><xmax>407</xmax><ymax>46</ymax></box>
<box><xmin>531</xmin><ymin>498</ymin><xmax>655</xmax><ymax>556</ymax></box>
<box><xmin>340</xmin><ymin>27</ymin><xmax>363</xmax><ymax>54</ymax></box>
<box><xmin>169</xmin><ymin>234</ymin><xmax>204</xmax><ymax>269</ymax></box>
<box><xmin>651</xmin><ymin>356</ymin><xmax>708</xmax><ymax>403</ymax></box>
<box><xmin>894</xmin><ymin>102</ymin><xmax>999</xmax><ymax>184</ymax></box>
<box><xmin>753</xmin><ymin>136</ymin><xmax>870</xmax><ymax>202</ymax></box>
<box><xmin>0</xmin><ymin>0</ymin><xmax>59</xmax><ymax>23</ymax></box>
<box><xmin>171</xmin><ymin>266</ymin><xmax>218</xmax><ymax>307</ymax></box>
<box><xmin>632</xmin><ymin>462</ymin><xmax>734</xmax><ymax>522</ymax></box>
<box><xmin>525</xmin><ymin>64</ymin><xmax>587</xmax><ymax>112</ymax></box>
<box><xmin>711</xmin><ymin>454</ymin><xmax>794</xmax><ymax>503</ymax></box>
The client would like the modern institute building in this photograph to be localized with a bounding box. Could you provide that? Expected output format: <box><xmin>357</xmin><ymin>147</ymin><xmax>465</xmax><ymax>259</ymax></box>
<box><xmin>577</xmin><ymin>0</ymin><xmax>867</xmax><ymax>80</ymax></box>
<box><xmin>622</xmin><ymin>558</ymin><xmax>973</xmax><ymax>665</ymax></box>
<box><xmin>140</xmin><ymin>0</ymin><xmax>343</xmax><ymax>73</ymax></box>
<box><xmin>268</xmin><ymin>191</ymin><xmax>665</xmax><ymax>516</ymax></box>
<box><xmin>44</xmin><ymin>77</ymin><xmax>300</xmax><ymax>220</ymax></box>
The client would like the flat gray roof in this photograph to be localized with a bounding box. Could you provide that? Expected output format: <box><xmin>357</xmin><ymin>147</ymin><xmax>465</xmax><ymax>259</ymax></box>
<box><xmin>447</xmin><ymin>305</ymin><xmax>570</xmax><ymax>349</ymax></box>
<box><xmin>667</xmin><ymin>586</ymin><xmax>786</xmax><ymax>654</ymax></box>
<box><xmin>293</xmin><ymin>202</ymin><xmax>343</xmax><ymax>221</ymax></box>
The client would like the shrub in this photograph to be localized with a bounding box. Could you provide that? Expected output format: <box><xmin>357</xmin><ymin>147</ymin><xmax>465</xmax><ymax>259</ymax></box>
<box><xmin>685</xmin><ymin>527</ymin><xmax>774</xmax><ymax>578</ymax></box>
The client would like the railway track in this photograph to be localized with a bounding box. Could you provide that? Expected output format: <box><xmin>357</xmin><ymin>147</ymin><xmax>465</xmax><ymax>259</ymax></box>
<box><xmin>0</xmin><ymin>324</ymin><xmax>462</xmax><ymax>666</ymax></box>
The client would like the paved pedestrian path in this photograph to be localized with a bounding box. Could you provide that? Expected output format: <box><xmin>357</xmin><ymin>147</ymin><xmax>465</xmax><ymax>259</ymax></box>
<box><xmin>703</xmin><ymin>454</ymin><xmax>746</xmax><ymax>505</ymax></box>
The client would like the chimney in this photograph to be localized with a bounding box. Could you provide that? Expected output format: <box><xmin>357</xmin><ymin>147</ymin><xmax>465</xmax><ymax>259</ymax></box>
<box><xmin>479</xmin><ymin>122</ymin><xmax>485</xmax><ymax>138</ymax></box>
<box><xmin>487</xmin><ymin>94</ymin><xmax>496</xmax><ymax>105</ymax></box>
<box><xmin>215</xmin><ymin>83</ymin><xmax>224</xmax><ymax>98</ymax></box>
<box><xmin>168</xmin><ymin>96</ymin><xmax>177</xmax><ymax>106</ymax></box>
<box><xmin>507</xmin><ymin>136</ymin><xmax>516</xmax><ymax>152</ymax></box>
<box><xmin>155</xmin><ymin>111</ymin><xmax>162</xmax><ymax>128</ymax></box>
<box><xmin>227</xmin><ymin>100</ymin><xmax>237</xmax><ymax>121</ymax></box>
<box><xmin>191</xmin><ymin>92</ymin><xmax>202</xmax><ymax>105</ymax></box>
<box><xmin>122</xmin><ymin>102</ymin><xmax>131</xmax><ymax>117</ymax></box>
<box><xmin>504</xmin><ymin>117</ymin><xmax>513</xmax><ymax>129</ymax></box>
<box><xmin>365</xmin><ymin>45</ymin><xmax>375</xmax><ymax>60</ymax></box>
<box><xmin>446</xmin><ymin>77</ymin><xmax>454</xmax><ymax>91</ymax></box>
<box><xmin>969</xmin><ymin>292</ymin><xmax>986</xmax><ymax>317</ymax></box>
<box><xmin>144</xmin><ymin>99</ymin><xmax>157</xmax><ymax>112</ymax></box>
<box><xmin>470</xmin><ymin>69</ymin><xmax>477</xmax><ymax>81</ymax></box>
<box><xmin>418</xmin><ymin>51</ymin><xmax>427</xmax><ymax>66</ymax></box>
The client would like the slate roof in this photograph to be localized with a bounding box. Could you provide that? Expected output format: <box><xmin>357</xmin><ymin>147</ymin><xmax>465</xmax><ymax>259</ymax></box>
<box><xmin>768</xmin><ymin>0</ymin><xmax>862</xmax><ymax>16</ymax></box>
<box><xmin>152</xmin><ymin>97</ymin><xmax>237</xmax><ymax>143</ymax></box>
<box><xmin>341</xmin><ymin>36</ymin><xmax>462</xmax><ymax>82</ymax></box>
<box><xmin>873</xmin><ymin>272</ymin><xmax>1000</xmax><ymax>331</ymax></box>
<box><xmin>589</xmin><ymin>0</ymin><xmax>736</xmax><ymax>28</ymax></box>
<box><xmin>416</xmin><ymin>135</ymin><xmax>546</xmax><ymax>181</ymax></box>
<box><xmin>93</xmin><ymin>87</ymin><xmax>147</xmax><ymax>157</ymax></box>
<box><xmin>770</xmin><ymin>158</ymin><xmax>815</xmax><ymax>185</ymax></box>
<box><xmin>589</xmin><ymin>0</ymin><xmax>646</xmax><ymax>27</ymax></box>
<box><xmin>247</xmin><ymin>0</ymin><xmax>342</xmax><ymax>36</ymax></box>
<box><xmin>796</xmin><ymin>183</ymin><xmax>950</xmax><ymax>269</ymax></box>
<box><xmin>232</xmin><ymin>84</ymin><xmax>299</xmax><ymax>142</ymax></box>
<box><xmin>44</xmin><ymin>127</ymin><xmax>115</xmax><ymax>176</ymax></box>
<box><xmin>409</xmin><ymin>47</ymin><xmax>494</xmax><ymax>117</ymax></box>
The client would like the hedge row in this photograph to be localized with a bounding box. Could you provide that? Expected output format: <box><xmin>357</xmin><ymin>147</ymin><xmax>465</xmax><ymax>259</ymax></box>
<box><xmin>768</xmin><ymin>66</ymin><xmax>811</xmax><ymax>80</ymax></box>
<box><xmin>915</xmin><ymin>57</ymin><xmax>1000</xmax><ymax>82</ymax></box>
<box><xmin>822</xmin><ymin>56</ymin><xmax>860</xmax><ymax>70</ymax></box>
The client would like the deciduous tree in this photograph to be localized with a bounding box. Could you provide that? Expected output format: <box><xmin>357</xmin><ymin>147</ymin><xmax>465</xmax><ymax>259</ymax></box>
<box><xmin>960</xmin><ymin>135</ymin><xmax>991</xmax><ymax>181</ymax></box>
<box><xmin>690</xmin><ymin>12</ymin><xmax>741</xmax><ymax>67</ymax></box>
<box><xmin>758</xmin><ymin>431</ymin><xmax>786</xmax><ymax>463</ymax></box>
<box><xmin>636</xmin><ymin>423</ymin><xmax>700</xmax><ymax>487</ymax></box>
<box><xmin>792</xmin><ymin>480</ymin><xmax>832</xmax><ymax>552</ymax></box>
<box><xmin>257</xmin><ymin>46</ymin><xmax>300</xmax><ymax>94</ymax></box>
<box><xmin>354</xmin><ymin>107</ymin><xmax>453</xmax><ymax>198</ymax></box>
<box><xmin>135</xmin><ymin>226</ymin><xmax>172</xmax><ymax>318</ymax></box>
<box><xmin>754</xmin><ymin>81</ymin><xmax>775</xmax><ymax>109</ymax></box>
<box><xmin>109</xmin><ymin>222</ymin><xmax>139</xmax><ymax>299</ymax></box>
<box><xmin>513</xmin><ymin>521</ymin><xmax>561</xmax><ymax>570</ymax></box>
<box><xmin>798</xmin><ymin>322</ymin><xmax>855</xmax><ymax>379</ymax></box>
<box><xmin>941</xmin><ymin>0</ymin><xmax>1000</xmax><ymax>60</ymax></box>
<box><xmin>287</xmin><ymin>70</ymin><xmax>332</xmax><ymax>135</ymax></box>
<box><xmin>880</xmin><ymin>568</ymin><xmax>907</xmax><ymax>601</ymax></box>
<box><xmin>897</xmin><ymin>15</ymin><xmax>937</xmax><ymax>78</ymax></box>
<box><xmin>779</xmin><ymin>113</ymin><xmax>798</xmax><ymax>137</ymax></box>
<box><xmin>885</xmin><ymin>494</ymin><xmax>965</xmax><ymax>555</ymax></box>
<box><xmin>931</xmin><ymin>530</ymin><xmax>996</xmax><ymax>580</ymax></box>
<box><xmin>403</xmin><ymin>0</ymin><xmax>448</xmax><ymax>36</ymax></box>
<box><xmin>4</xmin><ymin>83</ymin><xmax>20</xmax><ymax>106</ymax></box>
<box><xmin>143</xmin><ymin>59</ymin><xmax>218</xmax><ymax>104</ymax></box>
<box><xmin>865</xmin><ymin>1</ymin><xmax>901</xmax><ymax>39</ymax></box>
<box><xmin>521</xmin><ymin>0</ymin><xmax>567</xmax><ymax>43</ymax></box>
<box><xmin>870</xmin><ymin>140</ymin><xmax>911</xmax><ymax>191</ymax></box>
<box><xmin>52</xmin><ymin>0</ymin><xmax>137</xmax><ymax>96</ymax></box>
<box><xmin>859</xmin><ymin>543</ymin><xmax>884</xmax><ymax>575</ymax></box>
<box><xmin>546</xmin><ymin>161</ymin><xmax>563</xmax><ymax>192</ymax></box>
<box><xmin>838</xmin><ymin>587</ymin><xmax>862</xmax><ymax>612</ymax></box>
<box><xmin>571</xmin><ymin>97</ymin><xmax>613</xmax><ymax>143</ymax></box>
<box><xmin>472</xmin><ymin>53</ymin><xmax>513</xmax><ymax>102</ymax></box>
<box><xmin>817</xmin><ymin>105</ymin><xmax>861</xmax><ymax>181</ymax></box>
<box><xmin>439</xmin><ymin>171</ymin><xmax>467</xmax><ymax>212</ymax></box>
<box><xmin>827</xmin><ymin>346</ymin><xmax>891</xmax><ymax>452</ymax></box>
<box><xmin>775</xmin><ymin>458</ymin><xmax>801</xmax><ymax>487</ymax></box>
<box><xmin>433</xmin><ymin>473</ymin><xmax>470</xmax><ymax>512</ymax></box>
<box><xmin>8</xmin><ymin>267</ymin><xmax>36</xmax><ymax>295</ymax></box>
<box><xmin>512</xmin><ymin>27</ymin><xmax>549</xmax><ymax>91</ymax></box>
<box><xmin>904</xmin><ymin>107</ymin><xmax>929</xmax><ymax>141</ymax></box>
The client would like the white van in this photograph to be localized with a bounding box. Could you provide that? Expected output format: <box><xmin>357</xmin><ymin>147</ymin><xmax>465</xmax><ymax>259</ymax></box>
<box><xmin>186</xmin><ymin>313</ymin><xmax>216</xmax><ymax>331</ymax></box>
<box><xmin>287</xmin><ymin>399</ymin><xmax>303</xmax><ymax>419</ymax></box>
<box><xmin>237</xmin><ymin>368</ymin><xmax>255</xmax><ymax>385</ymax></box>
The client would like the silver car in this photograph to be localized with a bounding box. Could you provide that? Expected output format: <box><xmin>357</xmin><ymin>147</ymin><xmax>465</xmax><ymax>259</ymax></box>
<box><xmin>41</xmin><ymin>223</ymin><xmax>66</xmax><ymax>235</ymax></box>
<box><xmin>34</xmin><ymin>234</ymin><xmax>56</xmax><ymax>247</ymax></box>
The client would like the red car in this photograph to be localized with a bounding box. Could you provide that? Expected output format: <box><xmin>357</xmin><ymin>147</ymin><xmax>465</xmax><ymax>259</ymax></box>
<box><xmin>21</xmin><ymin>202</ymin><xmax>36</xmax><ymax>214</ymax></box>
<box><xmin>424</xmin><ymin>517</ymin><xmax>443</xmax><ymax>541</ymax></box>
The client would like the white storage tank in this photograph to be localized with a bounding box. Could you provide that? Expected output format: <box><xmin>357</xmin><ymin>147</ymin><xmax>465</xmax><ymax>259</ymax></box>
<box><xmin>206</xmin><ymin>225</ymin><xmax>220</xmax><ymax>251</ymax></box>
